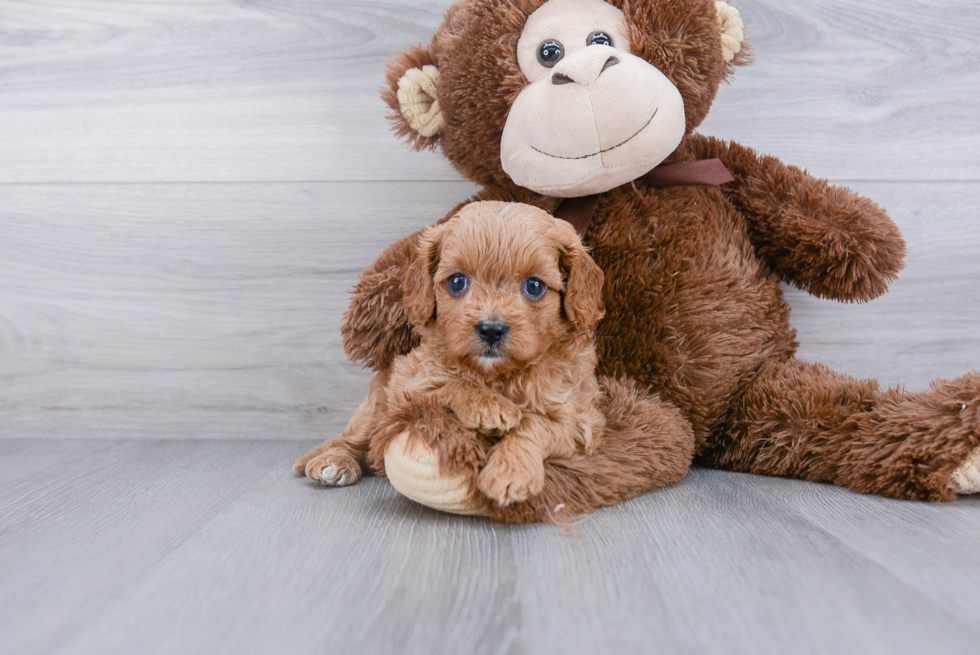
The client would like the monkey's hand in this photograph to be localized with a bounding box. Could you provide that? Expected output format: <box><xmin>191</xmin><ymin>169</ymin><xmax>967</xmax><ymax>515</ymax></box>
<box><xmin>688</xmin><ymin>134</ymin><xmax>907</xmax><ymax>303</ymax></box>
<box><xmin>341</xmin><ymin>232</ymin><xmax>421</xmax><ymax>371</ymax></box>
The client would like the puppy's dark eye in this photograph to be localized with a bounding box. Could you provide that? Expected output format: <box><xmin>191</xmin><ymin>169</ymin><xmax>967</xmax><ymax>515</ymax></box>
<box><xmin>447</xmin><ymin>273</ymin><xmax>468</xmax><ymax>295</ymax></box>
<box><xmin>537</xmin><ymin>40</ymin><xmax>564</xmax><ymax>67</ymax></box>
<box><xmin>587</xmin><ymin>31</ymin><xmax>612</xmax><ymax>47</ymax></box>
<box><xmin>523</xmin><ymin>277</ymin><xmax>546</xmax><ymax>299</ymax></box>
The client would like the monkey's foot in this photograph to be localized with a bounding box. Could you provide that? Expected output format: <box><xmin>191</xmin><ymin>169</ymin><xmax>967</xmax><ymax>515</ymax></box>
<box><xmin>383</xmin><ymin>432</ymin><xmax>488</xmax><ymax>516</ymax></box>
<box><xmin>951</xmin><ymin>446</ymin><xmax>980</xmax><ymax>494</ymax></box>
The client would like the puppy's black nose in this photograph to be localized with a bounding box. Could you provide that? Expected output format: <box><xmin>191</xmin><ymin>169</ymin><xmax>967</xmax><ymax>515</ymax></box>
<box><xmin>476</xmin><ymin>320</ymin><xmax>509</xmax><ymax>347</ymax></box>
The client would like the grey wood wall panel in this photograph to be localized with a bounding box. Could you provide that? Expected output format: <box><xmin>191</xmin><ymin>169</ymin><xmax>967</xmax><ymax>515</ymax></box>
<box><xmin>0</xmin><ymin>180</ymin><xmax>476</xmax><ymax>439</ymax></box>
<box><xmin>1</xmin><ymin>0</ymin><xmax>979</xmax><ymax>183</ymax></box>
<box><xmin>1</xmin><ymin>180</ymin><xmax>978</xmax><ymax>440</ymax></box>
<box><xmin>1</xmin><ymin>440</ymin><xmax>978</xmax><ymax>655</ymax></box>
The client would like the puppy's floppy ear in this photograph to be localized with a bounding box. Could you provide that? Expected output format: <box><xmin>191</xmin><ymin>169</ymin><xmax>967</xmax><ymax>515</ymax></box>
<box><xmin>381</xmin><ymin>45</ymin><xmax>444</xmax><ymax>151</ymax></box>
<box><xmin>402</xmin><ymin>223</ymin><xmax>447</xmax><ymax>328</ymax></box>
<box><xmin>555</xmin><ymin>225</ymin><xmax>605</xmax><ymax>334</ymax></box>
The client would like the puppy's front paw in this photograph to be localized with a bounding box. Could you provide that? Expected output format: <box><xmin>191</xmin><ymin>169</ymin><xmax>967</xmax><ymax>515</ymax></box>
<box><xmin>477</xmin><ymin>448</ymin><xmax>545</xmax><ymax>506</ymax></box>
<box><xmin>454</xmin><ymin>397</ymin><xmax>522</xmax><ymax>436</ymax></box>
<box><xmin>302</xmin><ymin>451</ymin><xmax>362</xmax><ymax>487</ymax></box>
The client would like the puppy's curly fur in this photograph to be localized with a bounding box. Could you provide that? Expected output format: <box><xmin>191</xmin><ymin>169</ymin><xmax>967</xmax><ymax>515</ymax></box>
<box><xmin>296</xmin><ymin>201</ymin><xmax>606</xmax><ymax>507</ymax></box>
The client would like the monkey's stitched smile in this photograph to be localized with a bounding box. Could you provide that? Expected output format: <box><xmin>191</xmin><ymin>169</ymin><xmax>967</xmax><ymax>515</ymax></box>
<box><xmin>530</xmin><ymin>108</ymin><xmax>659</xmax><ymax>160</ymax></box>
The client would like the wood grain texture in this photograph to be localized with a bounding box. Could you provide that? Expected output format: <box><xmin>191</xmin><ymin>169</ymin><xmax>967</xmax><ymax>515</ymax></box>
<box><xmin>1</xmin><ymin>180</ymin><xmax>977</xmax><ymax>440</ymax></box>
<box><xmin>1</xmin><ymin>0</ymin><xmax>979</xmax><ymax>183</ymax></box>
<box><xmin>0</xmin><ymin>180</ymin><xmax>475</xmax><ymax>439</ymax></box>
<box><xmin>1</xmin><ymin>439</ymin><xmax>978</xmax><ymax>655</ymax></box>
<box><xmin>2</xmin><ymin>1</ymin><xmax>979</xmax><ymax>653</ymax></box>
<box><xmin>0</xmin><ymin>440</ymin><xmax>288</xmax><ymax>654</ymax></box>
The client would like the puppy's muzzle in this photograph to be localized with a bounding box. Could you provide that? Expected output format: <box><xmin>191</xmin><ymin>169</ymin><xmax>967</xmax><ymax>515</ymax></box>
<box><xmin>476</xmin><ymin>319</ymin><xmax>509</xmax><ymax>349</ymax></box>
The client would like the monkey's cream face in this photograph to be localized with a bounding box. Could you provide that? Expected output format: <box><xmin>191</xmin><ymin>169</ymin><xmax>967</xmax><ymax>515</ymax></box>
<box><xmin>500</xmin><ymin>0</ymin><xmax>687</xmax><ymax>198</ymax></box>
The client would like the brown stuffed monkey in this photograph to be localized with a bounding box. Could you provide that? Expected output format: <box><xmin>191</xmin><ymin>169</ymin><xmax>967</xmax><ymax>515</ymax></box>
<box><xmin>295</xmin><ymin>0</ymin><xmax>980</xmax><ymax>522</ymax></box>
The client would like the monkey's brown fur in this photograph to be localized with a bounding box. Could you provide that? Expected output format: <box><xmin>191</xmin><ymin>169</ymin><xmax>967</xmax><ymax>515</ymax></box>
<box><xmin>299</xmin><ymin>0</ymin><xmax>980</xmax><ymax>520</ymax></box>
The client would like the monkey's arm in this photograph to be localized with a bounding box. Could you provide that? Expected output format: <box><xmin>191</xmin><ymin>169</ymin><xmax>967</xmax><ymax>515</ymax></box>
<box><xmin>340</xmin><ymin>230</ymin><xmax>422</xmax><ymax>370</ymax></box>
<box><xmin>687</xmin><ymin>134</ymin><xmax>906</xmax><ymax>302</ymax></box>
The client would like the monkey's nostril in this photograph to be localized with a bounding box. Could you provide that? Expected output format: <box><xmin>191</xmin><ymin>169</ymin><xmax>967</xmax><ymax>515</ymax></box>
<box><xmin>600</xmin><ymin>56</ymin><xmax>620</xmax><ymax>74</ymax></box>
<box><xmin>551</xmin><ymin>72</ymin><xmax>574</xmax><ymax>85</ymax></box>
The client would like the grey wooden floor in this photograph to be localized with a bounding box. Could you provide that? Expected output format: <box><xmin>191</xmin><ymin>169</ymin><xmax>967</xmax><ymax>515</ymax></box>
<box><xmin>3</xmin><ymin>439</ymin><xmax>980</xmax><ymax>655</ymax></box>
<box><xmin>2</xmin><ymin>1</ymin><xmax>980</xmax><ymax>653</ymax></box>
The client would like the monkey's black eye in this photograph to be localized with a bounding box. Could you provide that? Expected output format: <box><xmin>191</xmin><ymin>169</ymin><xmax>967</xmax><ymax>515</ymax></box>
<box><xmin>537</xmin><ymin>40</ymin><xmax>564</xmax><ymax>67</ymax></box>
<box><xmin>447</xmin><ymin>273</ymin><xmax>468</xmax><ymax>295</ymax></box>
<box><xmin>523</xmin><ymin>277</ymin><xmax>546</xmax><ymax>300</ymax></box>
<box><xmin>587</xmin><ymin>31</ymin><xmax>612</xmax><ymax>47</ymax></box>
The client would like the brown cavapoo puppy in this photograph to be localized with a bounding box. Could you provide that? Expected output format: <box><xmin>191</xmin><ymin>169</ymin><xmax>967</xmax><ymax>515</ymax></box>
<box><xmin>295</xmin><ymin>201</ymin><xmax>605</xmax><ymax>507</ymax></box>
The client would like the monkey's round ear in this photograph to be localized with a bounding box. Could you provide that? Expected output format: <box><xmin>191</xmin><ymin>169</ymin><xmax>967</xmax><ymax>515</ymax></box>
<box><xmin>715</xmin><ymin>1</ymin><xmax>749</xmax><ymax>68</ymax></box>
<box><xmin>381</xmin><ymin>46</ymin><xmax>444</xmax><ymax>151</ymax></box>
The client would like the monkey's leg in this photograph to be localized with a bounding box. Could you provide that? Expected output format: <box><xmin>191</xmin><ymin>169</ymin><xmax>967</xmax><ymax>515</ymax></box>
<box><xmin>367</xmin><ymin>396</ymin><xmax>492</xmax><ymax>515</ymax></box>
<box><xmin>490</xmin><ymin>377</ymin><xmax>697</xmax><ymax>523</ymax></box>
<box><xmin>704</xmin><ymin>358</ymin><xmax>980</xmax><ymax>500</ymax></box>
<box><xmin>372</xmin><ymin>377</ymin><xmax>695</xmax><ymax>522</ymax></box>
<box><xmin>293</xmin><ymin>370</ymin><xmax>389</xmax><ymax>486</ymax></box>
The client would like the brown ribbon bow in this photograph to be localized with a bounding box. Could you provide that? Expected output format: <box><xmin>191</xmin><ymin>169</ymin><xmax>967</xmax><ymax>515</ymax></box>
<box><xmin>554</xmin><ymin>158</ymin><xmax>735</xmax><ymax>237</ymax></box>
